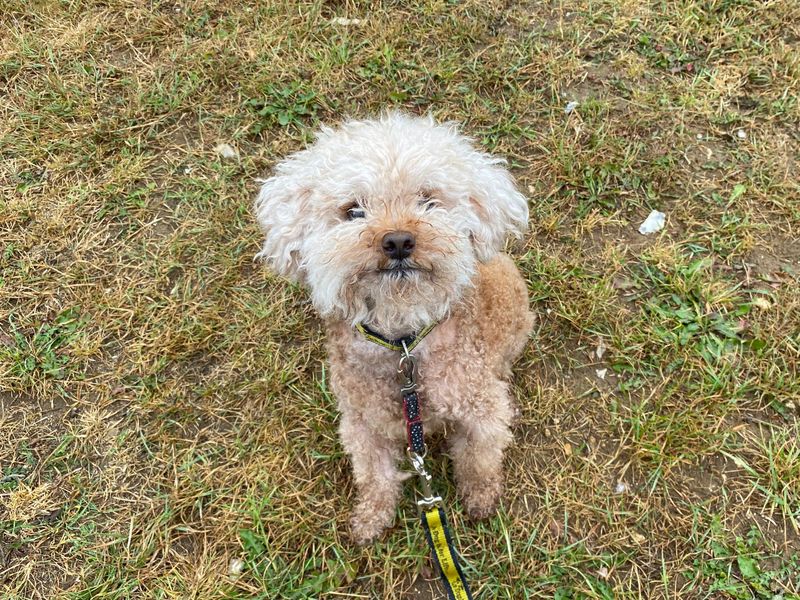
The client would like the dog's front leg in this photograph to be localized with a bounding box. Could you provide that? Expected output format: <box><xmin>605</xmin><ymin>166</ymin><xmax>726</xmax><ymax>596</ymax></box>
<box><xmin>448</xmin><ymin>378</ymin><xmax>514</xmax><ymax>520</ymax></box>
<box><xmin>339</xmin><ymin>410</ymin><xmax>405</xmax><ymax>545</ymax></box>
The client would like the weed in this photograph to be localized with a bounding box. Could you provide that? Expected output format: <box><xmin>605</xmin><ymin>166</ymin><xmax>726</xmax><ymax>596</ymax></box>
<box><xmin>246</xmin><ymin>82</ymin><xmax>320</xmax><ymax>134</ymax></box>
<box><xmin>684</xmin><ymin>514</ymin><xmax>800</xmax><ymax>598</ymax></box>
<box><xmin>1</xmin><ymin>307</ymin><xmax>89</xmax><ymax>387</ymax></box>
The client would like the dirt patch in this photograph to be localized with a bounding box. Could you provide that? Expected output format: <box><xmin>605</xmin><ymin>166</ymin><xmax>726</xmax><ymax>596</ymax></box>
<box><xmin>402</xmin><ymin>576</ymin><xmax>445</xmax><ymax>599</ymax></box>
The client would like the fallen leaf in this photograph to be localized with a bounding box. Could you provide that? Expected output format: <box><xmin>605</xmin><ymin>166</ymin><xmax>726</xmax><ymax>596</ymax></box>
<box><xmin>630</xmin><ymin>532</ymin><xmax>646</xmax><ymax>545</ymax></box>
<box><xmin>548</xmin><ymin>518</ymin><xmax>563</xmax><ymax>538</ymax></box>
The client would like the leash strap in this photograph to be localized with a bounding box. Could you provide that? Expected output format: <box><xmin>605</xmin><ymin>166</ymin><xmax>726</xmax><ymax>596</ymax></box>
<box><xmin>353</xmin><ymin>321</ymin><xmax>473</xmax><ymax>598</ymax></box>
<box><xmin>397</xmin><ymin>347</ymin><xmax>473</xmax><ymax>600</ymax></box>
<box><xmin>402</xmin><ymin>390</ymin><xmax>425</xmax><ymax>455</ymax></box>
<box><xmin>421</xmin><ymin>506</ymin><xmax>473</xmax><ymax>600</ymax></box>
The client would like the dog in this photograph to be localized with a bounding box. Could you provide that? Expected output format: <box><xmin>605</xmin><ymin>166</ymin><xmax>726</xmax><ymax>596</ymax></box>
<box><xmin>255</xmin><ymin>112</ymin><xmax>533</xmax><ymax>545</ymax></box>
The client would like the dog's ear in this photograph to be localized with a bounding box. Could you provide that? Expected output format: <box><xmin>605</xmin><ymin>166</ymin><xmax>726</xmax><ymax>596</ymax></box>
<box><xmin>254</xmin><ymin>173</ymin><xmax>310</xmax><ymax>282</ymax></box>
<box><xmin>466</xmin><ymin>159</ymin><xmax>529</xmax><ymax>262</ymax></box>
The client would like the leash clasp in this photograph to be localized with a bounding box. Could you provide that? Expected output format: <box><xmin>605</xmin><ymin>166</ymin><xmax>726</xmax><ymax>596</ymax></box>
<box><xmin>408</xmin><ymin>450</ymin><xmax>441</xmax><ymax>508</ymax></box>
<box><xmin>398</xmin><ymin>340</ymin><xmax>417</xmax><ymax>392</ymax></box>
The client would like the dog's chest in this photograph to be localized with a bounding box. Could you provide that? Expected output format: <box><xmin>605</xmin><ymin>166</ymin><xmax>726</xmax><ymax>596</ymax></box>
<box><xmin>333</xmin><ymin>321</ymin><xmax>472</xmax><ymax>438</ymax></box>
<box><xmin>415</xmin><ymin>360</ymin><xmax>471</xmax><ymax>422</ymax></box>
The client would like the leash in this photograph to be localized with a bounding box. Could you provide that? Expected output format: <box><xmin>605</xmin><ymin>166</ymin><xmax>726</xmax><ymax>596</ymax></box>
<box><xmin>399</xmin><ymin>341</ymin><xmax>473</xmax><ymax>600</ymax></box>
<box><xmin>357</xmin><ymin>322</ymin><xmax>473</xmax><ymax>600</ymax></box>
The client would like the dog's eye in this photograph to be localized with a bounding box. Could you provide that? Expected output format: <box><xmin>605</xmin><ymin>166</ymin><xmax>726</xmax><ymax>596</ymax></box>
<box><xmin>420</xmin><ymin>200</ymin><xmax>437</xmax><ymax>211</ymax></box>
<box><xmin>346</xmin><ymin>206</ymin><xmax>366</xmax><ymax>220</ymax></box>
<box><xmin>418</xmin><ymin>191</ymin><xmax>438</xmax><ymax>211</ymax></box>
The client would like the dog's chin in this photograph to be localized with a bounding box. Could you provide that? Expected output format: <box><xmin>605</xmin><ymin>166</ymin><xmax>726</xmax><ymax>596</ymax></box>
<box><xmin>347</xmin><ymin>263</ymin><xmax>456</xmax><ymax>337</ymax></box>
<box><xmin>377</xmin><ymin>262</ymin><xmax>425</xmax><ymax>282</ymax></box>
<box><xmin>380</xmin><ymin>268</ymin><xmax>415</xmax><ymax>280</ymax></box>
<box><xmin>310</xmin><ymin>251</ymin><xmax>476</xmax><ymax>338</ymax></box>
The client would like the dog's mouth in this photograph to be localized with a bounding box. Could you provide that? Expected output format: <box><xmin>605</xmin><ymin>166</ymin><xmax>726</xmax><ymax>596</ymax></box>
<box><xmin>378</xmin><ymin>260</ymin><xmax>425</xmax><ymax>280</ymax></box>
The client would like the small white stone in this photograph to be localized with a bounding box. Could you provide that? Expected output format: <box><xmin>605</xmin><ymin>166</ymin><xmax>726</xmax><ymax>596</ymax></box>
<box><xmin>597</xmin><ymin>566</ymin><xmax>610</xmax><ymax>579</ymax></box>
<box><xmin>228</xmin><ymin>558</ymin><xmax>245</xmax><ymax>576</ymax></box>
<box><xmin>614</xmin><ymin>481</ymin><xmax>628</xmax><ymax>494</ymax></box>
<box><xmin>638</xmin><ymin>210</ymin><xmax>666</xmax><ymax>235</ymax></box>
<box><xmin>736</xmin><ymin>129</ymin><xmax>747</xmax><ymax>139</ymax></box>
<box><xmin>751</xmin><ymin>297</ymin><xmax>771</xmax><ymax>310</ymax></box>
<box><xmin>565</xmin><ymin>101</ymin><xmax>579</xmax><ymax>114</ymax></box>
<box><xmin>595</xmin><ymin>337</ymin><xmax>607</xmax><ymax>361</ymax></box>
<box><xmin>214</xmin><ymin>143</ymin><xmax>239</xmax><ymax>160</ymax></box>
<box><xmin>696</xmin><ymin>133</ymin><xmax>703</xmax><ymax>140</ymax></box>
<box><xmin>330</xmin><ymin>17</ymin><xmax>363</xmax><ymax>26</ymax></box>
<box><xmin>596</xmin><ymin>368</ymin><xmax>607</xmax><ymax>380</ymax></box>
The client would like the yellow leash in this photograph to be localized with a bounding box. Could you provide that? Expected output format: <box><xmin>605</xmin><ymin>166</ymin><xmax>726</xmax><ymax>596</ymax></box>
<box><xmin>421</xmin><ymin>506</ymin><xmax>472</xmax><ymax>600</ymax></box>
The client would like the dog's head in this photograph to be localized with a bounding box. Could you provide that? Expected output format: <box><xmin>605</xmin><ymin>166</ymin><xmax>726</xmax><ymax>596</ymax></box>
<box><xmin>255</xmin><ymin>112</ymin><xmax>528</xmax><ymax>337</ymax></box>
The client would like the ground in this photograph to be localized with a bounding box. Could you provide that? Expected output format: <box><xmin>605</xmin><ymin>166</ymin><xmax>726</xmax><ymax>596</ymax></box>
<box><xmin>1</xmin><ymin>0</ymin><xmax>799</xmax><ymax>598</ymax></box>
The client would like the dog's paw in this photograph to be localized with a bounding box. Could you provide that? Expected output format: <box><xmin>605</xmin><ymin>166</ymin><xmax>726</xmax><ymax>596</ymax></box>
<box><xmin>461</xmin><ymin>480</ymin><xmax>501</xmax><ymax>521</ymax></box>
<box><xmin>349</xmin><ymin>507</ymin><xmax>393</xmax><ymax>546</ymax></box>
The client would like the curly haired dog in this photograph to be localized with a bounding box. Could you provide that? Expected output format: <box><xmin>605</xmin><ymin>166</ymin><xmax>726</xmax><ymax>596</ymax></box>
<box><xmin>255</xmin><ymin>112</ymin><xmax>533</xmax><ymax>545</ymax></box>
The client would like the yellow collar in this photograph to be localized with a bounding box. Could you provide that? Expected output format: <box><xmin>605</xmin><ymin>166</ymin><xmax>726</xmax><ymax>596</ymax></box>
<box><xmin>355</xmin><ymin>321</ymin><xmax>438</xmax><ymax>352</ymax></box>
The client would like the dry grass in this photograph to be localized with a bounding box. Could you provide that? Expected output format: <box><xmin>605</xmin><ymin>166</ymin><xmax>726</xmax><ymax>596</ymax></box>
<box><xmin>1</xmin><ymin>0</ymin><xmax>799</xmax><ymax>598</ymax></box>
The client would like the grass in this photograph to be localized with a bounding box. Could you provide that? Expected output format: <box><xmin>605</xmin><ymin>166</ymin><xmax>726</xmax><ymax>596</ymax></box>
<box><xmin>1</xmin><ymin>0</ymin><xmax>799</xmax><ymax>597</ymax></box>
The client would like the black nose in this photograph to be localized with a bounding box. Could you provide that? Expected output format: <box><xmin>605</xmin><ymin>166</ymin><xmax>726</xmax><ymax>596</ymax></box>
<box><xmin>382</xmin><ymin>230</ymin><xmax>416</xmax><ymax>260</ymax></box>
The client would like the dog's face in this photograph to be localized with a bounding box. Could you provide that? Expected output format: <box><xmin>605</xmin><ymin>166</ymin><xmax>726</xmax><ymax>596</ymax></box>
<box><xmin>255</xmin><ymin>113</ymin><xmax>528</xmax><ymax>336</ymax></box>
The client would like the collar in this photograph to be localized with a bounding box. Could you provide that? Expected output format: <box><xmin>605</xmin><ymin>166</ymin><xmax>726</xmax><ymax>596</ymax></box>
<box><xmin>355</xmin><ymin>321</ymin><xmax>438</xmax><ymax>352</ymax></box>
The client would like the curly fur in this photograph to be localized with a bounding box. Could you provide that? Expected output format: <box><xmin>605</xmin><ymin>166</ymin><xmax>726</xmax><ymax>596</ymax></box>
<box><xmin>255</xmin><ymin>112</ymin><xmax>534</xmax><ymax>544</ymax></box>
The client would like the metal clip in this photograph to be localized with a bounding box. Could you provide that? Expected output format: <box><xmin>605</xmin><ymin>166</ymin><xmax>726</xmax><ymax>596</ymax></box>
<box><xmin>408</xmin><ymin>450</ymin><xmax>428</xmax><ymax>475</ymax></box>
<box><xmin>398</xmin><ymin>340</ymin><xmax>417</xmax><ymax>392</ymax></box>
<box><xmin>408</xmin><ymin>450</ymin><xmax>441</xmax><ymax>508</ymax></box>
